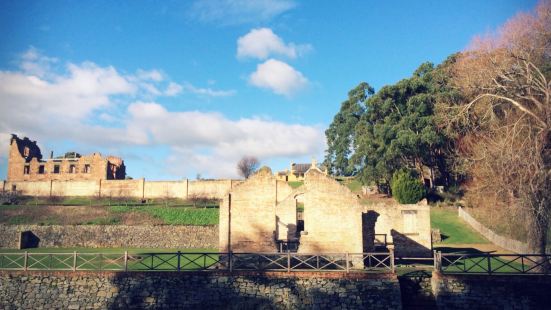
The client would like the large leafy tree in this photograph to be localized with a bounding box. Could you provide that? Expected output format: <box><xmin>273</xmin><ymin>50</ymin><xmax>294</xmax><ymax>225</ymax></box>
<box><xmin>324</xmin><ymin>82</ymin><xmax>374</xmax><ymax>176</ymax></box>
<box><xmin>352</xmin><ymin>61</ymin><xmax>456</xmax><ymax>192</ymax></box>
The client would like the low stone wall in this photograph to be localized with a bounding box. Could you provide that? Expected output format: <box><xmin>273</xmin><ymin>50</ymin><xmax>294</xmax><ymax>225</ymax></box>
<box><xmin>0</xmin><ymin>271</ymin><xmax>402</xmax><ymax>309</ymax></box>
<box><xmin>432</xmin><ymin>272</ymin><xmax>551</xmax><ymax>309</ymax></box>
<box><xmin>0</xmin><ymin>225</ymin><xmax>218</xmax><ymax>249</ymax></box>
<box><xmin>458</xmin><ymin>207</ymin><xmax>551</xmax><ymax>253</ymax></box>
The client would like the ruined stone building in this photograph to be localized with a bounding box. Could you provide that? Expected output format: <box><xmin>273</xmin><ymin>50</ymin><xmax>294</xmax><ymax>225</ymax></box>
<box><xmin>220</xmin><ymin>165</ymin><xmax>431</xmax><ymax>257</ymax></box>
<box><xmin>6</xmin><ymin>135</ymin><xmax>126</xmax><ymax>182</ymax></box>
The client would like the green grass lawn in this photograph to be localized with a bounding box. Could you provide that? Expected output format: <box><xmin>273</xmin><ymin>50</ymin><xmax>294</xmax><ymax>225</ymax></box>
<box><xmin>0</xmin><ymin>248</ymin><xmax>220</xmax><ymax>271</ymax></box>
<box><xmin>346</xmin><ymin>179</ymin><xmax>363</xmax><ymax>193</ymax></box>
<box><xmin>431</xmin><ymin>207</ymin><xmax>489</xmax><ymax>244</ymax></box>
<box><xmin>16</xmin><ymin>196</ymin><xmax>218</xmax><ymax>208</ymax></box>
<box><xmin>288</xmin><ymin>181</ymin><xmax>304</xmax><ymax>188</ymax></box>
<box><xmin>440</xmin><ymin>254</ymin><xmax>532</xmax><ymax>274</ymax></box>
<box><xmin>111</xmin><ymin>205</ymin><xmax>219</xmax><ymax>225</ymax></box>
<box><xmin>0</xmin><ymin>204</ymin><xmax>219</xmax><ymax>226</ymax></box>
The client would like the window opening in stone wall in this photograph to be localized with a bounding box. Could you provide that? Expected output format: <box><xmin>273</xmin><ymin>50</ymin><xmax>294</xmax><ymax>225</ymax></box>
<box><xmin>11</xmin><ymin>185</ymin><xmax>16</xmax><ymax>192</ymax></box>
<box><xmin>69</xmin><ymin>165</ymin><xmax>76</xmax><ymax>173</ymax></box>
<box><xmin>402</xmin><ymin>210</ymin><xmax>418</xmax><ymax>234</ymax></box>
<box><xmin>84</xmin><ymin>164</ymin><xmax>91</xmax><ymax>173</ymax></box>
<box><xmin>23</xmin><ymin>165</ymin><xmax>30</xmax><ymax>174</ymax></box>
<box><xmin>53</xmin><ymin>165</ymin><xmax>60</xmax><ymax>174</ymax></box>
<box><xmin>38</xmin><ymin>165</ymin><xmax>45</xmax><ymax>174</ymax></box>
<box><xmin>23</xmin><ymin>146</ymin><xmax>30</xmax><ymax>157</ymax></box>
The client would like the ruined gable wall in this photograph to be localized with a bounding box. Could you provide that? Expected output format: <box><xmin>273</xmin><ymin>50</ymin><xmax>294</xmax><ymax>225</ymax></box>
<box><xmin>298</xmin><ymin>169</ymin><xmax>363</xmax><ymax>253</ymax></box>
<box><xmin>219</xmin><ymin>168</ymin><xmax>277</xmax><ymax>252</ymax></box>
<box><xmin>367</xmin><ymin>202</ymin><xmax>431</xmax><ymax>257</ymax></box>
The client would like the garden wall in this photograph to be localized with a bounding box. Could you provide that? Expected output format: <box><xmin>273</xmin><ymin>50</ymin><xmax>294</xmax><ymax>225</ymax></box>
<box><xmin>458</xmin><ymin>207</ymin><xmax>551</xmax><ymax>253</ymax></box>
<box><xmin>0</xmin><ymin>271</ymin><xmax>401</xmax><ymax>309</ymax></box>
<box><xmin>0</xmin><ymin>225</ymin><xmax>218</xmax><ymax>249</ymax></box>
<box><xmin>4</xmin><ymin>179</ymin><xmax>241</xmax><ymax>200</ymax></box>
<box><xmin>51</xmin><ymin>180</ymin><xmax>99</xmax><ymax>197</ymax></box>
<box><xmin>143</xmin><ymin>181</ymin><xmax>186</xmax><ymax>199</ymax></box>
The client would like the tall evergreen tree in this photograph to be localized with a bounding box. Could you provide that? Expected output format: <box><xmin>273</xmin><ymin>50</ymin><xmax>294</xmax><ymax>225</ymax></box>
<box><xmin>324</xmin><ymin>82</ymin><xmax>374</xmax><ymax>176</ymax></box>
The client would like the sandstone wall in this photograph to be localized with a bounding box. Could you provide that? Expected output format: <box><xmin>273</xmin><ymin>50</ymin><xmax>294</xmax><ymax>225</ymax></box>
<box><xmin>4</xmin><ymin>178</ymin><xmax>238</xmax><ymax>200</ymax></box>
<box><xmin>220</xmin><ymin>168</ymin><xmax>281</xmax><ymax>252</ymax></box>
<box><xmin>299</xmin><ymin>169</ymin><xmax>363</xmax><ymax>254</ymax></box>
<box><xmin>368</xmin><ymin>202</ymin><xmax>432</xmax><ymax>257</ymax></box>
<box><xmin>51</xmin><ymin>180</ymin><xmax>99</xmax><ymax>197</ymax></box>
<box><xmin>6</xmin><ymin>181</ymin><xmax>51</xmax><ymax>196</ymax></box>
<box><xmin>0</xmin><ymin>225</ymin><xmax>218</xmax><ymax>249</ymax></box>
<box><xmin>100</xmin><ymin>179</ymin><xmax>144</xmax><ymax>198</ymax></box>
<box><xmin>188</xmin><ymin>179</ymin><xmax>233</xmax><ymax>199</ymax></box>
<box><xmin>0</xmin><ymin>271</ymin><xmax>402</xmax><ymax>310</ymax></box>
<box><xmin>143</xmin><ymin>180</ymin><xmax>187</xmax><ymax>199</ymax></box>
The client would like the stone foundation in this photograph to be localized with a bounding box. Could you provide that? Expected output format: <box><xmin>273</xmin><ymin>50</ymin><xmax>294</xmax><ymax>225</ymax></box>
<box><xmin>431</xmin><ymin>272</ymin><xmax>551</xmax><ymax>309</ymax></box>
<box><xmin>0</xmin><ymin>271</ymin><xmax>401</xmax><ymax>309</ymax></box>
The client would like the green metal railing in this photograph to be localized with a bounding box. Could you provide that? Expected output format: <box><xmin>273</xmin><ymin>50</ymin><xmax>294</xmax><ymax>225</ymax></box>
<box><xmin>435</xmin><ymin>251</ymin><xmax>551</xmax><ymax>275</ymax></box>
<box><xmin>0</xmin><ymin>251</ymin><xmax>394</xmax><ymax>273</ymax></box>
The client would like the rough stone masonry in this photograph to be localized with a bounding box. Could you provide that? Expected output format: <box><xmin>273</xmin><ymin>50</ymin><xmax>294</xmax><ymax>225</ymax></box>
<box><xmin>0</xmin><ymin>271</ymin><xmax>402</xmax><ymax>310</ymax></box>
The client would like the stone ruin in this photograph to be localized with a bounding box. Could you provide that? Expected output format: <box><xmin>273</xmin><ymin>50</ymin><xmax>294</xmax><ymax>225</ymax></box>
<box><xmin>220</xmin><ymin>166</ymin><xmax>432</xmax><ymax>257</ymax></box>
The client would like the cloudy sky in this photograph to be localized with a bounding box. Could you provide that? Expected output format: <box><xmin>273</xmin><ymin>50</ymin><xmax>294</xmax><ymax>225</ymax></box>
<box><xmin>0</xmin><ymin>0</ymin><xmax>537</xmax><ymax>179</ymax></box>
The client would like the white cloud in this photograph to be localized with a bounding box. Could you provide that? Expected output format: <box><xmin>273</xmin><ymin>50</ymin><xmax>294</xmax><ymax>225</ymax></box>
<box><xmin>182</xmin><ymin>82</ymin><xmax>236</xmax><ymax>98</ymax></box>
<box><xmin>237</xmin><ymin>28</ymin><xmax>311</xmax><ymax>60</ymax></box>
<box><xmin>249</xmin><ymin>59</ymin><xmax>308</xmax><ymax>97</ymax></box>
<box><xmin>136</xmin><ymin>69</ymin><xmax>164</xmax><ymax>82</ymax></box>
<box><xmin>127</xmin><ymin>102</ymin><xmax>324</xmax><ymax>177</ymax></box>
<box><xmin>189</xmin><ymin>0</ymin><xmax>296</xmax><ymax>25</ymax></box>
<box><xmin>165</xmin><ymin>82</ymin><xmax>183</xmax><ymax>96</ymax></box>
<box><xmin>0</xmin><ymin>48</ymin><xmax>324</xmax><ymax>179</ymax></box>
<box><xmin>19</xmin><ymin>46</ymin><xmax>58</xmax><ymax>78</ymax></box>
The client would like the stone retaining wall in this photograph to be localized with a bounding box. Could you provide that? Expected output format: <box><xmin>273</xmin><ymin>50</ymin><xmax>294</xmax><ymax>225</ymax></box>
<box><xmin>0</xmin><ymin>271</ymin><xmax>402</xmax><ymax>309</ymax></box>
<box><xmin>0</xmin><ymin>225</ymin><xmax>218</xmax><ymax>249</ymax></box>
<box><xmin>458</xmin><ymin>207</ymin><xmax>551</xmax><ymax>253</ymax></box>
<box><xmin>432</xmin><ymin>272</ymin><xmax>551</xmax><ymax>309</ymax></box>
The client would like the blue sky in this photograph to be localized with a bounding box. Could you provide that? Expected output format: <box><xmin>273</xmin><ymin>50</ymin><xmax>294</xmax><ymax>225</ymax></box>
<box><xmin>0</xmin><ymin>0</ymin><xmax>538</xmax><ymax>179</ymax></box>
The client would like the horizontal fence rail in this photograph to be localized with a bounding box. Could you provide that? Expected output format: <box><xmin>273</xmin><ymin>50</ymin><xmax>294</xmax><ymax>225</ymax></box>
<box><xmin>0</xmin><ymin>251</ymin><xmax>394</xmax><ymax>273</ymax></box>
<box><xmin>436</xmin><ymin>252</ymin><xmax>551</xmax><ymax>275</ymax></box>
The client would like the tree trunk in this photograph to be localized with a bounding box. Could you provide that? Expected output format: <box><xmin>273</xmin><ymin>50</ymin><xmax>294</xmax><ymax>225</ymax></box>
<box><xmin>527</xmin><ymin>207</ymin><xmax>550</xmax><ymax>272</ymax></box>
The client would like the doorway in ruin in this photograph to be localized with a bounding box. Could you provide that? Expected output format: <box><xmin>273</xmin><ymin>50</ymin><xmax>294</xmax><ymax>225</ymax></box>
<box><xmin>362</xmin><ymin>211</ymin><xmax>382</xmax><ymax>252</ymax></box>
<box><xmin>277</xmin><ymin>193</ymin><xmax>304</xmax><ymax>253</ymax></box>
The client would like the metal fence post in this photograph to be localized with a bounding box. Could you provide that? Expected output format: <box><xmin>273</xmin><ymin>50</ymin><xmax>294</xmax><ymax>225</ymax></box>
<box><xmin>389</xmin><ymin>249</ymin><xmax>395</xmax><ymax>273</ymax></box>
<box><xmin>229</xmin><ymin>251</ymin><xmax>233</xmax><ymax>273</ymax></box>
<box><xmin>287</xmin><ymin>252</ymin><xmax>291</xmax><ymax>272</ymax></box>
<box><xmin>73</xmin><ymin>251</ymin><xmax>77</xmax><ymax>271</ymax></box>
<box><xmin>177</xmin><ymin>251</ymin><xmax>181</xmax><ymax>272</ymax></box>
<box><xmin>24</xmin><ymin>251</ymin><xmax>28</xmax><ymax>271</ymax></box>
<box><xmin>487</xmin><ymin>253</ymin><xmax>492</xmax><ymax>275</ymax></box>
<box><xmin>124</xmin><ymin>251</ymin><xmax>128</xmax><ymax>272</ymax></box>
<box><xmin>345</xmin><ymin>253</ymin><xmax>350</xmax><ymax>273</ymax></box>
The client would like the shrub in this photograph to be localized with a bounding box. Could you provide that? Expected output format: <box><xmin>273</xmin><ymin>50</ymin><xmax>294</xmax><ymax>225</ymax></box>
<box><xmin>391</xmin><ymin>169</ymin><xmax>426</xmax><ymax>204</ymax></box>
